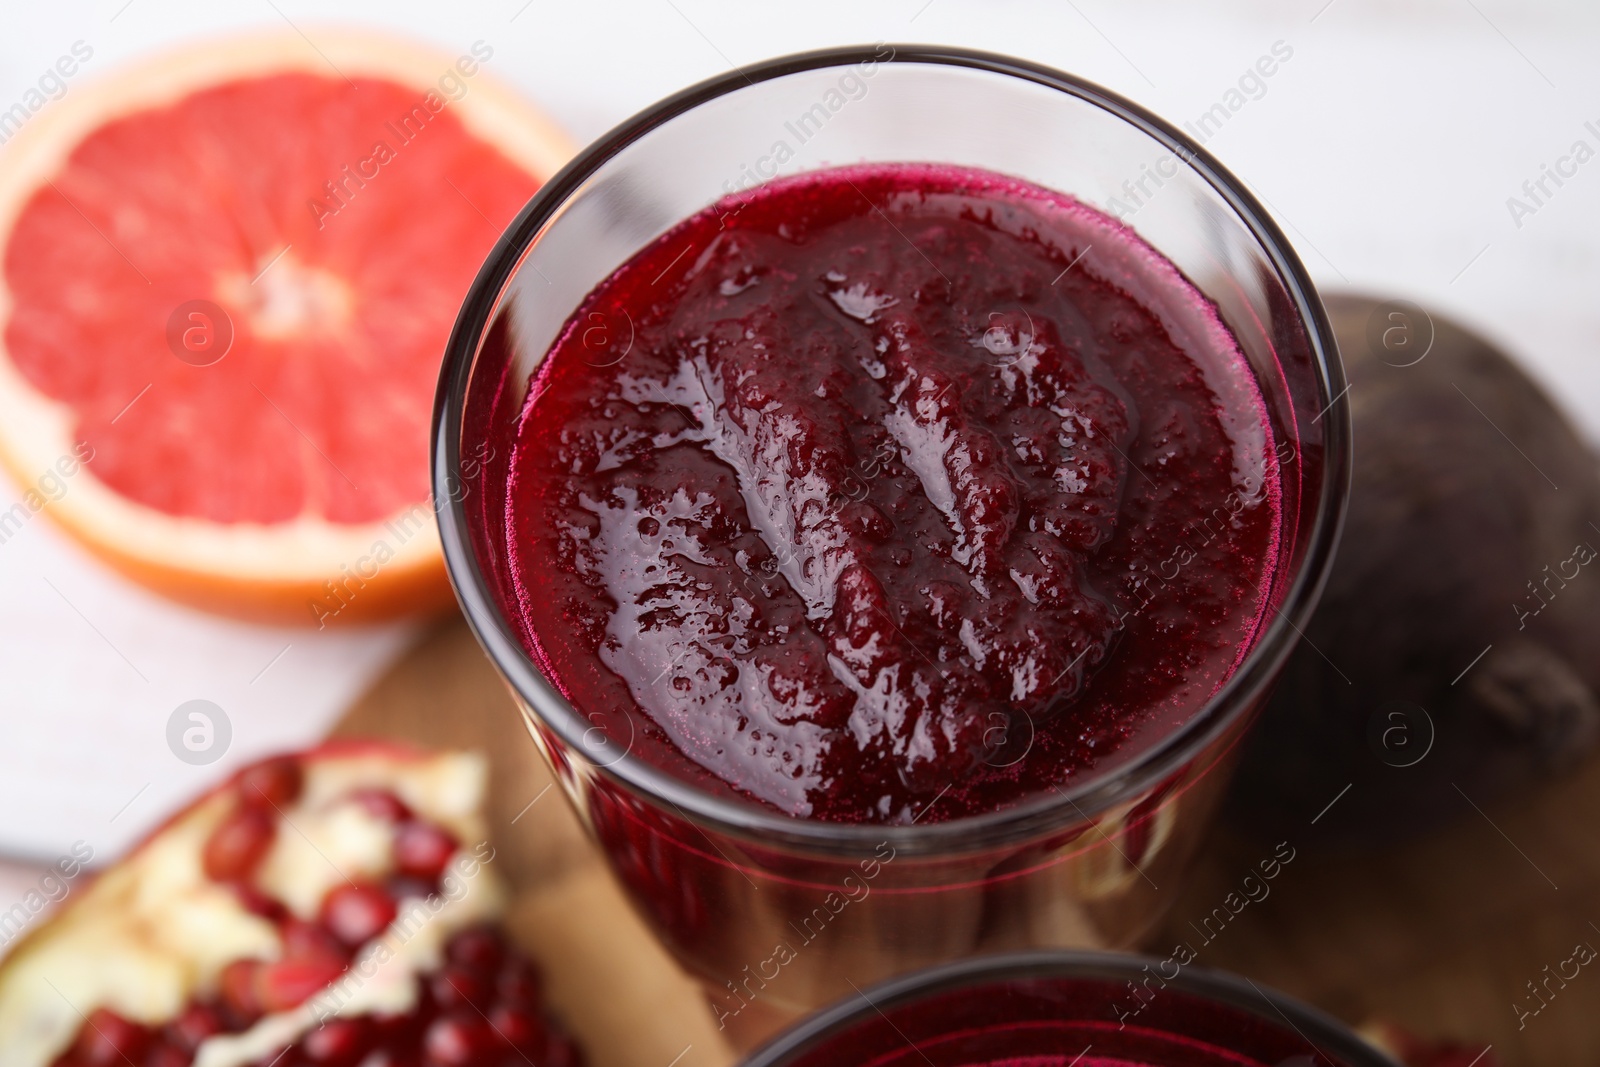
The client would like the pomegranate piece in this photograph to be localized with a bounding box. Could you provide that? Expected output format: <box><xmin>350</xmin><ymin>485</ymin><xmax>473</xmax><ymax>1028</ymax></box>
<box><xmin>237</xmin><ymin>756</ymin><xmax>304</xmax><ymax>810</ymax></box>
<box><xmin>393</xmin><ymin>821</ymin><xmax>457</xmax><ymax>881</ymax></box>
<box><xmin>320</xmin><ymin>883</ymin><xmax>398</xmax><ymax>947</ymax></box>
<box><xmin>202</xmin><ymin>807</ymin><xmax>276</xmax><ymax>882</ymax></box>
<box><xmin>68</xmin><ymin>1008</ymin><xmax>152</xmax><ymax>1066</ymax></box>
<box><xmin>422</xmin><ymin>1013</ymin><xmax>498</xmax><ymax>1066</ymax></box>
<box><xmin>34</xmin><ymin>749</ymin><xmax>586</xmax><ymax>1067</ymax></box>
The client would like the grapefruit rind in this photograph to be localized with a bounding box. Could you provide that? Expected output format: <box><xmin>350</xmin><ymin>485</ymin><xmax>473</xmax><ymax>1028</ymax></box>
<box><xmin>0</xmin><ymin>30</ymin><xmax>573</xmax><ymax>624</ymax></box>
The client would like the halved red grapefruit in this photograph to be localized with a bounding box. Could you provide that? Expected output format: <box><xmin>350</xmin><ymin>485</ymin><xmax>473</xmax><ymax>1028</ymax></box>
<box><xmin>0</xmin><ymin>741</ymin><xmax>584</xmax><ymax>1067</ymax></box>
<box><xmin>0</xmin><ymin>31</ymin><xmax>572</xmax><ymax>624</ymax></box>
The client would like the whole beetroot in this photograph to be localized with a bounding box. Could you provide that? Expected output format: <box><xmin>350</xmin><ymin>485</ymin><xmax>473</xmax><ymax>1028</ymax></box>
<box><xmin>1229</xmin><ymin>293</ymin><xmax>1600</xmax><ymax>840</ymax></box>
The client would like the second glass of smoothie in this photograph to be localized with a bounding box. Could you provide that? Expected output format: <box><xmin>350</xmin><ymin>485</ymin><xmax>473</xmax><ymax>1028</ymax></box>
<box><xmin>743</xmin><ymin>951</ymin><xmax>1397</xmax><ymax>1067</ymax></box>
<box><xmin>434</xmin><ymin>46</ymin><xmax>1347</xmax><ymax>1047</ymax></box>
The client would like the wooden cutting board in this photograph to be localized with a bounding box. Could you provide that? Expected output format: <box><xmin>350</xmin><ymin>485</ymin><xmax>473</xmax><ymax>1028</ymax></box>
<box><xmin>335</xmin><ymin>614</ymin><xmax>1599</xmax><ymax>1067</ymax></box>
<box><xmin>1150</xmin><ymin>761</ymin><xmax>1600</xmax><ymax>1067</ymax></box>
<box><xmin>331</xmin><ymin>615</ymin><xmax>736</xmax><ymax>1067</ymax></box>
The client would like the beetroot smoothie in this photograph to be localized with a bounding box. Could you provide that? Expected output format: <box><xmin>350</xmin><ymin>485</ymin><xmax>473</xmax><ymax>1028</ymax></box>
<box><xmin>742</xmin><ymin>955</ymin><xmax>1387</xmax><ymax>1067</ymax></box>
<box><xmin>498</xmin><ymin>163</ymin><xmax>1280</xmax><ymax>825</ymax></box>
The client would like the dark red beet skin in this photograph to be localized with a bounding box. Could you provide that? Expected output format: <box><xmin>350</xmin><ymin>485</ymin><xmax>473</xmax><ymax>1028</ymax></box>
<box><xmin>504</xmin><ymin>163</ymin><xmax>1281</xmax><ymax>823</ymax></box>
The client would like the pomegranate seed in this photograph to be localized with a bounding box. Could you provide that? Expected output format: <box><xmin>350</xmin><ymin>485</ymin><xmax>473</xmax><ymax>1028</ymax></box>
<box><xmin>281</xmin><ymin>919</ymin><xmax>351</xmax><ymax>967</ymax></box>
<box><xmin>237</xmin><ymin>756</ymin><xmax>304</xmax><ymax>810</ymax></box>
<box><xmin>203</xmin><ymin>807</ymin><xmax>276</xmax><ymax>882</ymax></box>
<box><xmin>385</xmin><ymin>875</ymin><xmax>438</xmax><ymax>901</ymax></box>
<box><xmin>299</xmin><ymin>1016</ymin><xmax>373</xmax><ymax>1066</ymax></box>
<box><xmin>487</xmin><ymin>1004</ymin><xmax>545</xmax><ymax>1051</ymax></box>
<box><xmin>219</xmin><ymin>960</ymin><xmax>264</xmax><ymax>1025</ymax></box>
<box><xmin>496</xmin><ymin>959</ymin><xmax>542</xmax><ymax>1006</ymax></box>
<box><xmin>548</xmin><ymin>1039</ymin><xmax>581</xmax><ymax>1067</ymax></box>
<box><xmin>427</xmin><ymin>965</ymin><xmax>489</xmax><ymax>1011</ymax></box>
<box><xmin>71</xmin><ymin>1008</ymin><xmax>151</xmax><ymax>1066</ymax></box>
<box><xmin>445</xmin><ymin>927</ymin><xmax>503</xmax><ymax>975</ymax></box>
<box><xmin>368</xmin><ymin>1010</ymin><xmax>422</xmax><ymax>1049</ymax></box>
<box><xmin>319</xmin><ymin>884</ymin><xmax>397</xmax><ymax>947</ymax></box>
<box><xmin>257</xmin><ymin>957</ymin><xmax>346</xmax><ymax>1013</ymax></box>
<box><xmin>144</xmin><ymin>1044</ymin><xmax>190</xmax><ymax>1067</ymax></box>
<box><xmin>422</xmin><ymin>1014</ymin><xmax>497</xmax><ymax>1066</ymax></box>
<box><xmin>359</xmin><ymin>1051</ymin><xmax>421</xmax><ymax>1067</ymax></box>
<box><xmin>348</xmin><ymin>788</ymin><xmax>411</xmax><ymax>822</ymax></box>
<box><xmin>166</xmin><ymin>1002</ymin><xmax>225</xmax><ymax>1051</ymax></box>
<box><xmin>230</xmin><ymin>883</ymin><xmax>289</xmax><ymax>923</ymax></box>
<box><xmin>393</xmin><ymin>822</ymin><xmax>457</xmax><ymax>881</ymax></box>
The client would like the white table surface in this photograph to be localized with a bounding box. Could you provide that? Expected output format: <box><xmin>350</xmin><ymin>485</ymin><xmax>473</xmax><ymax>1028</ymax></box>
<box><xmin>1</xmin><ymin>0</ymin><xmax>1597</xmax><ymax>931</ymax></box>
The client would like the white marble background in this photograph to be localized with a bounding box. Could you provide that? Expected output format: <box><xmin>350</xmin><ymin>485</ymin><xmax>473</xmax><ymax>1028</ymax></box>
<box><xmin>1</xmin><ymin>0</ymin><xmax>1597</xmax><ymax>937</ymax></box>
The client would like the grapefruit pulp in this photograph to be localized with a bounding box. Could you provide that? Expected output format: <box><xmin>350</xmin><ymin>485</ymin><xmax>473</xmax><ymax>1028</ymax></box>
<box><xmin>0</xmin><ymin>31</ymin><xmax>572</xmax><ymax>623</ymax></box>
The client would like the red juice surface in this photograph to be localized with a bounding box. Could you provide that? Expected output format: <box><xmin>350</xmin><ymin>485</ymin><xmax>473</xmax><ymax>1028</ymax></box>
<box><xmin>501</xmin><ymin>163</ymin><xmax>1280</xmax><ymax>824</ymax></box>
<box><xmin>764</xmin><ymin>974</ymin><xmax>1349</xmax><ymax>1067</ymax></box>
<box><xmin>978</xmin><ymin>1061</ymin><xmax>1155</xmax><ymax>1067</ymax></box>
<box><xmin>949</xmin><ymin>1060</ymin><xmax>1155</xmax><ymax>1067</ymax></box>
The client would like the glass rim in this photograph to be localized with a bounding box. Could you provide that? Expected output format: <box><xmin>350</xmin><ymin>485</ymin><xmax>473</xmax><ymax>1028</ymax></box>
<box><xmin>432</xmin><ymin>43</ymin><xmax>1351</xmax><ymax>858</ymax></box>
<box><xmin>738</xmin><ymin>949</ymin><xmax>1397</xmax><ymax>1066</ymax></box>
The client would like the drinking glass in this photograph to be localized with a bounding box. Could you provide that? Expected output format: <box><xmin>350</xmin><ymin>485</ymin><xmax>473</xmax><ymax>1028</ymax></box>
<box><xmin>433</xmin><ymin>44</ymin><xmax>1348</xmax><ymax>1047</ymax></box>
<box><xmin>742</xmin><ymin>951</ymin><xmax>1396</xmax><ymax>1067</ymax></box>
